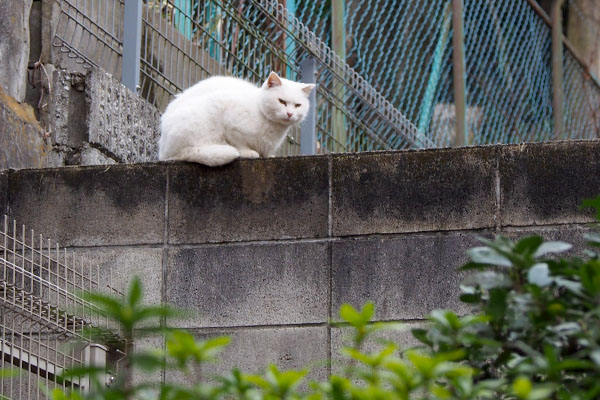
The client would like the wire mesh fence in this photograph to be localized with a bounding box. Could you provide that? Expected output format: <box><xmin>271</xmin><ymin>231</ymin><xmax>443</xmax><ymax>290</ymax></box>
<box><xmin>50</xmin><ymin>0</ymin><xmax>600</xmax><ymax>155</ymax></box>
<box><xmin>135</xmin><ymin>0</ymin><xmax>428</xmax><ymax>153</ymax></box>
<box><xmin>0</xmin><ymin>216</ymin><xmax>124</xmax><ymax>399</ymax></box>
<box><xmin>295</xmin><ymin>0</ymin><xmax>600</xmax><ymax>146</ymax></box>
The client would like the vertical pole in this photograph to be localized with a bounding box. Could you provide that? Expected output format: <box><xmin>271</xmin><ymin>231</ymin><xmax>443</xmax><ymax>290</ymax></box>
<box><xmin>552</xmin><ymin>0</ymin><xmax>565</xmax><ymax>138</ymax></box>
<box><xmin>122</xmin><ymin>0</ymin><xmax>142</xmax><ymax>93</ymax></box>
<box><xmin>452</xmin><ymin>0</ymin><xmax>467</xmax><ymax>146</ymax></box>
<box><xmin>331</xmin><ymin>0</ymin><xmax>347</xmax><ymax>152</ymax></box>
<box><xmin>285</xmin><ymin>0</ymin><xmax>297</xmax><ymax>78</ymax></box>
<box><xmin>300</xmin><ymin>58</ymin><xmax>317</xmax><ymax>155</ymax></box>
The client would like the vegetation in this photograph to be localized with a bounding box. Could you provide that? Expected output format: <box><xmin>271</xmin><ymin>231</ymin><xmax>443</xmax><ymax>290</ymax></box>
<box><xmin>43</xmin><ymin>197</ymin><xmax>600</xmax><ymax>399</ymax></box>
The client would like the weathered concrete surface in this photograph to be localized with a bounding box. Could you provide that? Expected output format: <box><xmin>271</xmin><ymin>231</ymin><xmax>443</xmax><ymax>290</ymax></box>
<box><xmin>87</xmin><ymin>69</ymin><xmax>160</xmax><ymax>162</ymax></box>
<box><xmin>46</xmin><ymin>68</ymin><xmax>160</xmax><ymax>166</ymax></box>
<box><xmin>0</xmin><ymin>84</ymin><xmax>50</xmax><ymax>170</ymax></box>
<box><xmin>332</xmin><ymin>147</ymin><xmax>497</xmax><ymax>236</ymax></box>
<box><xmin>3</xmin><ymin>140</ymin><xmax>600</xmax><ymax>380</ymax></box>
<box><xmin>76</xmin><ymin>247</ymin><xmax>164</xmax><ymax>306</ymax></box>
<box><xmin>332</xmin><ymin>233</ymin><xmax>477</xmax><ymax>321</ymax></box>
<box><xmin>0</xmin><ymin>170</ymin><xmax>7</xmax><ymax>215</ymax></box>
<box><xmin>8</xmin><ymin>164</ymin><xmax>166</xmax><ymax>246</ymax></box>
<box><xmin>500</xmin><ymin>141</ymin><xmax>600</xmax><ymax>226</ymax></box>
<box><xmin>183</xmin><ymin>327</ymin><xmax>328</xmax><ymax>383</ymax></box>
<box><xmin>0</xmin><ymin>0</ymin><xmax>32</xmax><ymax>102</ymax></box>
<box><xmin>49</xmin><ymin>70</ymin><xmax>88</xmax><ymax>148</ymax></box>
<box><xmin>167</xmin><ymin>242</ymin><xmax>329</xmax><ymax>328</ymax></box>
<box><xmin>168</xmin><ymin>157</ymin><xmax>329</xmax><ymax>243</ymax></box>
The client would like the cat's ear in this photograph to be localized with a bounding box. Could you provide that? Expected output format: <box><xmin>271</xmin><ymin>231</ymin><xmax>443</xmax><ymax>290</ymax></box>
<box><xmin>265</xmin><ymin>72</ymin><xmax>282</xmax><ymax>88</ymax></box>
<box><xmin>301</xmin><ymin>84</ymin><xmax>316</xmax><ymax>96</ymax></box>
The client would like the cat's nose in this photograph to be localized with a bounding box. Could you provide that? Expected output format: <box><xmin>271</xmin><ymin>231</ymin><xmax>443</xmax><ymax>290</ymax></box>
<box><xmin>287</xmin><ymin>112</ymin><xmax>293</xmax><ymax>118</ymax></box>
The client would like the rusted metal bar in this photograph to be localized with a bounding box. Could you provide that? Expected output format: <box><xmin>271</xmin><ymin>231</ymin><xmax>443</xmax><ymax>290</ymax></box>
<box><xmin>552</xmin><ymin>0</ymin><xmax>565</xmax><ymax>138</ymax></box>
<box><xmin>452</xmin><ymin>0</ymin><xmax>467</xmax><ymax>146</ymax></box>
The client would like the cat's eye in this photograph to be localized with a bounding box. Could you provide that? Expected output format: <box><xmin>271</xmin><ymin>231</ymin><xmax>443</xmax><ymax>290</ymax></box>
<box><xmin>278</xmin><ymin>98</ymin><xmax>287</xmax><ymax>106</ymax></box>
<box><xmin>294</xmin><ymin>104</ymin><xmax>301</xmax><ymax>108</ymax></box>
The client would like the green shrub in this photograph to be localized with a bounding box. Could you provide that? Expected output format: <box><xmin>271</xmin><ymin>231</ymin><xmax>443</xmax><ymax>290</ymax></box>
<box><xmin>49</xmin><ymin>197</ymin><xmax>600</xmax><ymax>399</ymax></box>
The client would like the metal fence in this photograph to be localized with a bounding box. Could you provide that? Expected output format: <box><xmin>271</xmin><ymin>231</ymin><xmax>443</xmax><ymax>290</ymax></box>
<box><xmin>1</xmin><ymin>216</ymin><xmax>123</xmax><ymax>399</ymax></box>
<box><xmin>51</xmin><ymin>0</ymin><xmax>600</xmax><ymax>155</ymax></box>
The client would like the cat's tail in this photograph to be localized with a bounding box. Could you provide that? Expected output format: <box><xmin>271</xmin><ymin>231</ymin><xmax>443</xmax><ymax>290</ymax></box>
<box><xmin>167</xmin><ymin>144</ymin><xmax>241</xmax><ymax>167</ymax></box>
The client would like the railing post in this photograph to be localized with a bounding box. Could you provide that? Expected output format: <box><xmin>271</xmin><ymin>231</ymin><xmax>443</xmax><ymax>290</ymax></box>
<box><xmin>552</xmin><ymin>0</ymin><xmax>565</xmax><ymax>139</ymax></box>
<box><xmin>451</xmin><ymin>0</ymin><xmax>467</xmax><ymax>147</ymax></box>
<box><xmin>331</xmin><ymin>0</ymin><xmax>347</xmax><ymax>151</ymax></box>
<box><xmin>122</xmin><ymin>0</ymin><xmax>142</xmax><ymax>93</ymax></box>
<box><xmin>300</xmin><ymin>57</ymin><xmax>317</xmax><ymax>155</ymax></box>
<box><xmin>81</xmin><ymin>343</ymin><xmax>108</xmax><ymax>392</ymax></box>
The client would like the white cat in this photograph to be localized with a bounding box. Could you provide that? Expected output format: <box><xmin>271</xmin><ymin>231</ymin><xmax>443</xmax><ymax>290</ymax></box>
<box><xmin>159</xmin><ymin>72</ymin><xmax>315</xmax><ymax>166</ymax></box>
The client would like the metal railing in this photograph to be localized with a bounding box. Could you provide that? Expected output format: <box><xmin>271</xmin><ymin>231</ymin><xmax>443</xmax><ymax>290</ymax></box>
<box><xmin>51</xmin><ymin>0</ymin><xmax>600</xmax><ymax>155</ymax></box>
<box><xmin>1</xmin><ymin>216</ymin><xmax>123</xmax><ymax>399</ymax></box>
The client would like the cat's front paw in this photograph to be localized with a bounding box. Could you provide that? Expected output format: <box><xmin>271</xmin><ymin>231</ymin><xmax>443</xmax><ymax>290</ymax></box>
<box><xmin>239</xmin><ymin>149</ymin><xmax>260</xmax><ymax>159</ymax></box>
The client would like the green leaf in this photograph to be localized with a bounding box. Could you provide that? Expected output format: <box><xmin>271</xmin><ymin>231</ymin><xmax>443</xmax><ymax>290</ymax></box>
<box><xmin>487</xmin><ymin>289</ymin><xmax>507</xmax><ymax>323</ymax></box>
<box><xmin>591</xmin><ymin>350</ymin><xmax>600</xmax><ymax>366</ymax></box>
<box><xmin>360</xmin><ymin>302</ymin><xmax>375</xmax><ymax>322</ymax></box>
<box><xmin>514</xmin><ymin>236</ymin><xmax>544</xmax><ymax>256</ymax></box>
<box><xmin>411</xmin><ymin>328</ymin><xmax>432</xmax><ymax>346</ymax></box>
<box><xmin>468</xmin><ymin>247</ymin><xmax>512</xmax><ymax>267</ymax></box>
<box><xmin>513</xmin><ymin>376</ymin><xmax>532</xmax><ymax>399</ymax></box>
<box><xmin>466</xmin><ymin>271</ymin><xmax>512</xmax><ymax>290</ymax></box>
<box><xmin>339</xmin><ymin>303</ymin><xmax>363</xmax><ymax>326</ymax></box>
<box><xmin>528</xmin><ymin>385</ymin><xmax>556</xmax><ymax>400</ymax></box>
<box><xmin>584</xmin><ymin>232</ymin><xmax>600</xmax><ymax>248</ymax></box>
<box><xmin>527</xmin><ymin>263</ymin><xmax>553</xmax><ymax>286</ymax></box>
<box><xmin>407</xmin><ymin>351</ymin><xmax>436</xmax><ymax>377</ymax></box>
<box><xmin>554</xmin><ymin>277</ymin><xmax>583</xmax><ymax>295</ymax></box>
<box><xmin>533</xmin><ymin>241</ymin><xmax>572</xmax><ymax>258</ymax></box>
<box><xmin>581</xmin><ymin>196</ymin><xmax>600</xmax><ymax>220</ymax></box>
<box><xmin>460</xmin><ymin>293</ymin><xmax>481</xmax><ymax>303</ymax></box>
<box><xmin>128</xmin><ymin>276</ymin><xmax>143</xmax><ymax>307</ymax></box>
<box><xmin>0</xmin><ymin>368</ymin><xmax>20</xmax><ymax>378</ymax></box>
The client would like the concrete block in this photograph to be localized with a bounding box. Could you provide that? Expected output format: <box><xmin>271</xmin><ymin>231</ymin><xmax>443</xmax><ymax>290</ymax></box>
<box><xmin>332</xmin><ymin>147</ymin><xmax>497</xmax><ymax>236</ymax></box>
<box><xmin>131</xmin><ymin>333</ymin><xmax>164</xmax><ymax>390</ymax></box>
<box><xmin>167</xmin><ymin>156</ymin><xmax>329</xmax><ymax>244</ymax></box>
<box><xmin>166</xmin><ymin>242</ymin><xmax>329</xmax><ymax>328</ymax></box>
<box><xmin>0</xmin><ymin>0</ymin><xmax>32</xmax><ymax>102</ymax></box>
<box><xmin>499</xmin><ymin>141</ymin><xmax>600</xmax><ymax>226</ymax></box>
<box><xmin>87</xmin><ymin>68</ymin><xmax>160</xmax><ymax>163</ymax></box>
<box><xmin>74</xmin><ymin>247</ymin><xmax>164</xmax><ymax>306</ymax></box>
<box><xmin>8</xmin><ymin>164</ymin><xmax>166</xmax><ymax>246</ymax></box>
<box><xmin>167</xmin><ymin>327</ymin><xmax>328</xmax><ymax>385</ymax></box>
<box><xmin>49</xmin><ymin>70</ymin><xmax>88</xmax><ymax>148</ymax></box>
<box><xmin>332</xmin><ymin>233</ymin><xmax>479</xmax><ymax>321</ymax></box>
<box><xmin>80</xmin><ymin>145</ymin><xmax>117</xmax><ymax>166</ymax></box>
<box><xmin>0</xmin><ymin>170</ymin><xmax>7</xmax><ymax>215</ymax></box>
<box><xmin>331</xmin><ymin>322</ymin><xmax>426</xmax><ymax>375</ymax></box>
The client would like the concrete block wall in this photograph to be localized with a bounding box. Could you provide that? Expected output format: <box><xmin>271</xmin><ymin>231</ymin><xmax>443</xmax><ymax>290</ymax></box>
<box><xmin>2</xmin><ymin>140</ymin><xmax>599</xmax><ymax>382</ymax></box>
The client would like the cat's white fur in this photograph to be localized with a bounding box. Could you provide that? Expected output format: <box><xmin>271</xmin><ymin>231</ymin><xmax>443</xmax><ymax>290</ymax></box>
<box><xmin>159</xmin><ymin>72</ymin><xmax>315</xmax><ymax>166</ymax></box>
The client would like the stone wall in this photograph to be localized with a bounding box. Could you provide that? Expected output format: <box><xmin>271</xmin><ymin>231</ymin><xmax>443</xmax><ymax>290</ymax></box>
<box><xmin>2</xmin><ymin>140</ymin><xmax>599</xmax><ymax>382</ymax></box>
<box><xmin>0</xmin><ymin>66</ymin><xmax>160</xmax><ymax>170</ymax></box>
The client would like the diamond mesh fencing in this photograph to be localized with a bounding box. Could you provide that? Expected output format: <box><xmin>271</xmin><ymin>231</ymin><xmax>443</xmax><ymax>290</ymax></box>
<box><xmin>51</xmin><ymin>0</ymin><xmax>600</xmax><ymax>154</ymax></box>
<box><xmin>136</xmin><ymin>0</ymin><xmax>427</xmax><ymax>154</ymax></box>
<box><xmin>295</xmin><ymin>0</ymin><xmax>600</xmax><ymax>145</ymax></box>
